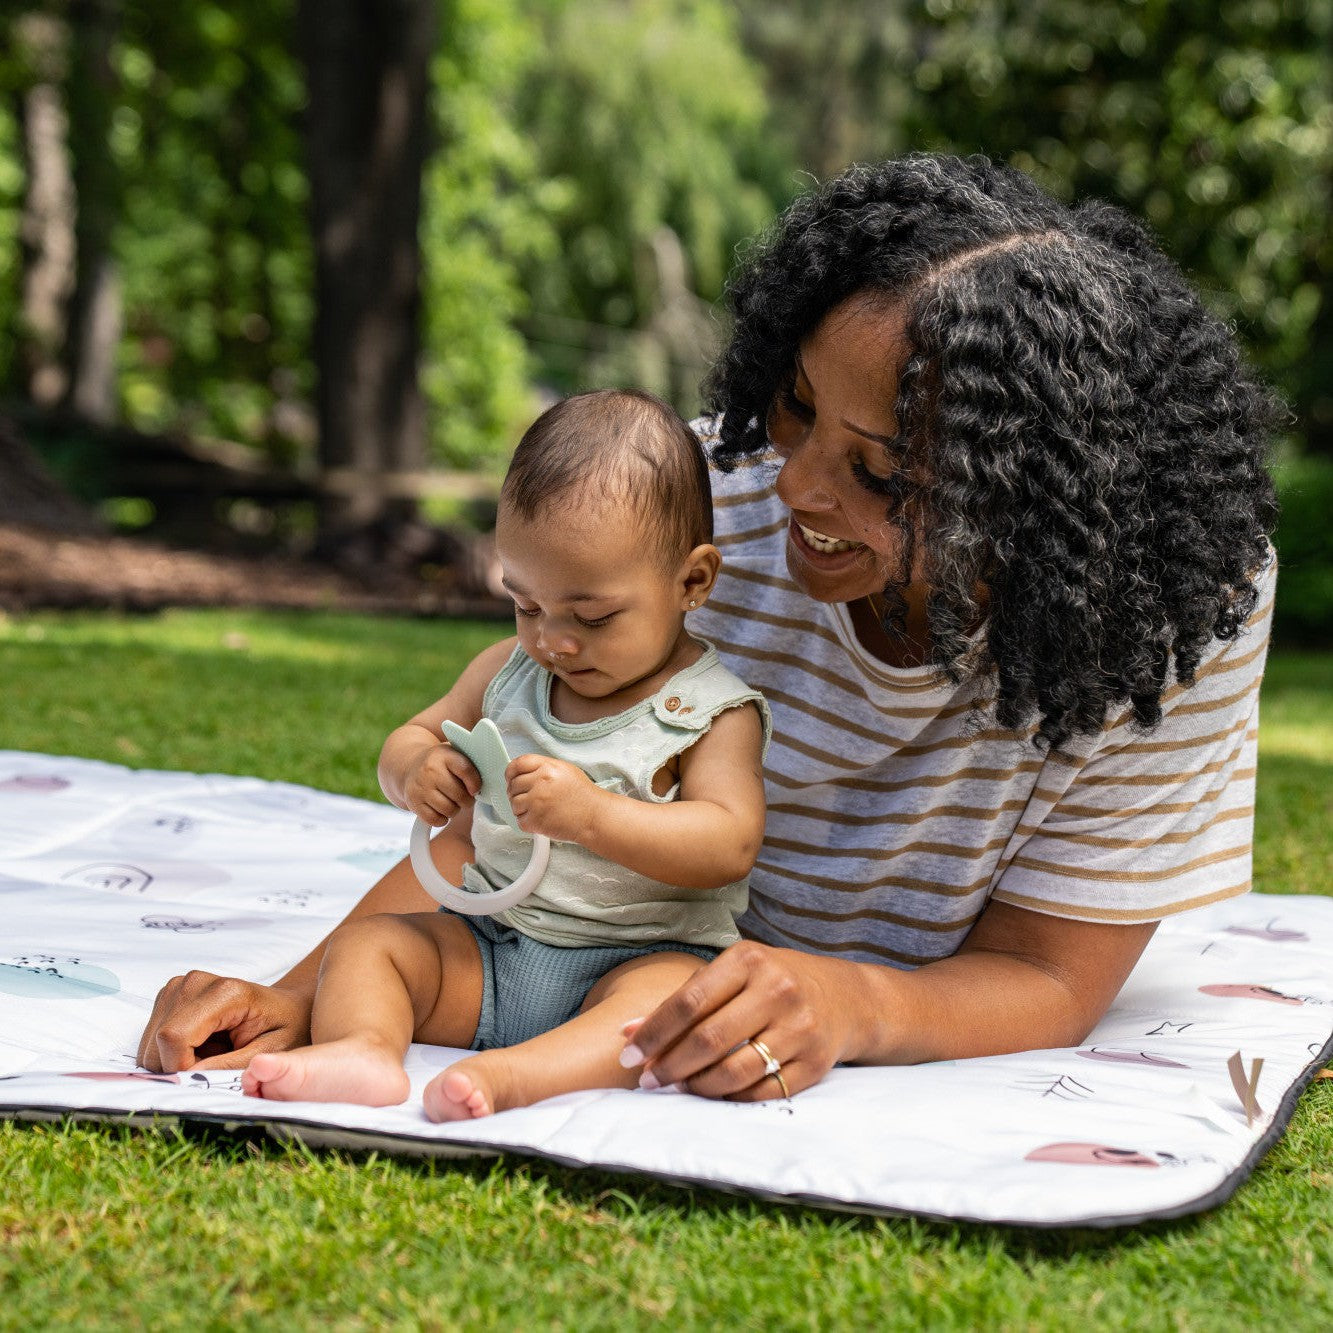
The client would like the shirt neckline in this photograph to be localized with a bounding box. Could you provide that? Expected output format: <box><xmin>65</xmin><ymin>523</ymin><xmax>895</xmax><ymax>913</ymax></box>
<box><xmin>828</xmin><ymin>599</ymin><xmax>962</xmax><ymax>696</ymax></box>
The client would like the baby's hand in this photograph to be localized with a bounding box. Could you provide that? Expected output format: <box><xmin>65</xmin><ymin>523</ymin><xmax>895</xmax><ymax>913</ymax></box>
<box><xmin>403</xmin><ymin>743</ymin><xmax>481</xmax><ymax>826</ymax></box>
<box><xmin>506</xmin><ymin>755</ymin><xmax>600</xmax><ymax>843</ymax></box>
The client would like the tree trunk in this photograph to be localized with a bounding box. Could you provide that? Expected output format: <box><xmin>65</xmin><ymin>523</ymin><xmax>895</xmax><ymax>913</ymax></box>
<box><xmin>63</xmin><ymin>0</ymin><xmax>123</xmax><ymax>425</ymax></box>
<box><xmin>0</xmin><ymin>416</ymin><xmax>101</xmax><ymax>533</ymax></box>
<box><xmin>298</xmin><ymin>0</ymin><xmax>435</xmax><ymax>562</ymax></box>
<box><xmin>14</xmin><ymin>9</ymin><xmax>75</xmax><ymax>408</ymax></box>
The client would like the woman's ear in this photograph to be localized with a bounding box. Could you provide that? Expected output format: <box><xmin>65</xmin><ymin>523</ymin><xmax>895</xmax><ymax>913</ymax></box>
<box><xmin>679</xmin><ymin>543</ymin><xmax>722</xmax><ymax>610</ymax></box>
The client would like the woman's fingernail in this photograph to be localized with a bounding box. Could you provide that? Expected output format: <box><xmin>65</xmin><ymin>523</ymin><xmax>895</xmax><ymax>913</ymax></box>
<box><xmin>619</xmin><ymin>1043</ymin><xmax>644</xmax><ymax>1069</ymax></box>
<box><xmin>620</xmin><ymin>1017</ymin><xmax>645</xmax><ymax>1035</ymax></box>
<box><xmin>638</xmin><ymin>1069</ymin><xmax>661</xmax><ymax>1090</ymax></box>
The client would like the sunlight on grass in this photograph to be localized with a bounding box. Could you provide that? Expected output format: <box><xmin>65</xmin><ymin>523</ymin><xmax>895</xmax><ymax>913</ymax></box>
<box><xmin>0</xmin><ymin>609</ymin><xmax>508</xmax><ymax>799</ymax></box>
<box><xmin>1254</xmin><ymin>653</ymin><xmax>1333</xmax><ymax>897</ymax></box>
<box><xmin>1257</xmin><ymin>653</ymin><xmax>1333</xmax><ymax>761</ymax></box>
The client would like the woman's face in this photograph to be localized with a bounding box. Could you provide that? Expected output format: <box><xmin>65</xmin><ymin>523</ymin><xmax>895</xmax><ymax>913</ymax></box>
<box><xmin>766</xmin><ymin>296</ymin><xmax>917</xmax><ymax>605</ymax></box>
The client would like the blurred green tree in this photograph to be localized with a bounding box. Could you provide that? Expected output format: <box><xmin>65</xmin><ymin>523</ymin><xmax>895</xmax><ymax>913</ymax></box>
<box><xmin>899</xmin><ymin>0</ymin><xmax>1333</xmax><ymax>456</ymax></box>
<box><xmin>2</xmin><ymin>0</ymin><xmax>1329</xmax><ymax>494</ymax></box>
<box><xmin>735</xmin><ymin>0</ymin><xmax>915</xmax><ymax>179</ymax></box>
<box><xmin>420</xmin><ymin>0</ymin><xmax>558</xmax><ymax>469</ymax></box>
<box><xmin>8</xmin><ymin>5</ymin><xmax>76</xmax><ymax>409</ymax></box>
<box><xmin>64</xmin><ymin>0</ymin><xmax>121</xmax><ymax>424</ymax></box>
<box><xmin>299</xmin><ymin>0</ymin><xmax>435</xmax><ymax>556</ymax></box>
<box><xmin>111</xmin><ymin>1</ymin><xmax>311</xmax><ymax>451</ymax></box>
<box><xmin>5</xmin><ymin>0</ymin><xmax>124</xmax><ymax>424</ymax></box>
<box><xmin>512</xmin><ymin>0</ymin><xmax>788</xmax><ymax>413</ymax></box>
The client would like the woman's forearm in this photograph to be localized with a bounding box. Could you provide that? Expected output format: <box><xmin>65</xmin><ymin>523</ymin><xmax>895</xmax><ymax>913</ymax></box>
<box><xmin>622</xmin><ymin>907</ymin><xmax>1156</xmax><ymax>1099</ymax></box>
<box><xmin>845</xmin><ymin>910</ymin><xmax>1158</xmax><ymax>1064</ymax></box>
<box><xmin>848</xmin><ymin>951</ymin><xmax>1103</xmax><ymax>1065</ymax></box>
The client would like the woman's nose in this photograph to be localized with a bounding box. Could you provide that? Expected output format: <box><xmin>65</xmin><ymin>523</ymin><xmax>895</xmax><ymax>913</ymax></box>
<box><xmin>774</xmin><ymin>435</ymin><xmax>836</xmax><ymax>512</ymax></box>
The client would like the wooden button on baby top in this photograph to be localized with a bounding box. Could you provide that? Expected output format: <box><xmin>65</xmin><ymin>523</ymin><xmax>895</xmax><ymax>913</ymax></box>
<box><xmin>664</xmin><ymin>696</ymin><xmax>681</xmax><ymax>711</ymax></box>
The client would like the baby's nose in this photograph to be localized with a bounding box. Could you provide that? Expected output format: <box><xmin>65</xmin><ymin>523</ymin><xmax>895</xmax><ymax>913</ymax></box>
<box><xmin>537</xmin><ymin>626</ymin><xmax>578</xmax><ymax>657</ymax></box>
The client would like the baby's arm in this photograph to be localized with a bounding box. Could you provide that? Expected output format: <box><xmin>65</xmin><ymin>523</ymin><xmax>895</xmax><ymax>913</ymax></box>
<box><xmin>505</xmin><ymin>701</ymin><xmax>765</xmax><ymax>889</ymax></box>
<box><xmin>378</xmin><ymin>636</ymin><xmax>517</xmax><ymax>825</ymax></box>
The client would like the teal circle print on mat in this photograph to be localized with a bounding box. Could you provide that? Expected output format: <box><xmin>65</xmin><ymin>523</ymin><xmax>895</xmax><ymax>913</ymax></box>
<box><xmin>0</xmin><ymin>959</ymin><xmax>121</xmax><ymax>999</ymax></box>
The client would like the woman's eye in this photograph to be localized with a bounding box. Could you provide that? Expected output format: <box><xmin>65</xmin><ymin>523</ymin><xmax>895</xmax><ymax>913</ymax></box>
<box><xmin>574</xmin><ymin>612</ymin><xmax>616</xmax><ymax>629</ymax></box>
<box><xmin>851</xmin><ymin>458</ymin><xmax>900</xmax><ymax>498</ymax></box>
<box><xmin>513</xmin><ymin>603</ymin><xmax>540</xmax><ymax>618</ymax></box>
<box><xmin>777</xmin><ymin>384</ymin><xmax>814</xmax><ymax>420</ymax></box>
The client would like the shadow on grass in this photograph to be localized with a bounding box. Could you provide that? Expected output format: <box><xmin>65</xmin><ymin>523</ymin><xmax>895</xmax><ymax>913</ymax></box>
<box><xmin>1259</xmin><ymin>650</ymin><xmax>1333</xmax><ymax>696</ymax></box>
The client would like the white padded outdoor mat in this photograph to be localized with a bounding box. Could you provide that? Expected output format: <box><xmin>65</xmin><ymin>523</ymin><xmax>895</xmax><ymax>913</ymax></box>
<box><xmin>1</xmin><ymin>750</ymin><xmax>1330</xmax><ymax>1228</ymax></box>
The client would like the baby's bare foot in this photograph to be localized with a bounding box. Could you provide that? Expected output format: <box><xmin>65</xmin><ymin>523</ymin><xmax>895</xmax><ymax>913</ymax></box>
<box><xmin>242</xmin><ymin>1039</ymin><xmax>410</xmax><ymax>1107</ymax></box>
<box><xmin>423</xmin><ymin>1053</ymin><xmax>518</xmax><ymax>1122</ymax></box>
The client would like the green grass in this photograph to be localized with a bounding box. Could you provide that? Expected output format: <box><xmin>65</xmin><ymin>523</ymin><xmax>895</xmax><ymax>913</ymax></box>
<box><xmin>1</xmin><ymin>609</ymin><xmax>1330</xmax><ymax>1329</ymax></box>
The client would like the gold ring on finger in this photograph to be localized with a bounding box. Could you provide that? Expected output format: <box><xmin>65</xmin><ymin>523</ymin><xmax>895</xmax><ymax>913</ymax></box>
<box><xmin>746</xmin><ymin>1037</ymin><xmax>781</xmax><ymax>1077</ymax></box>
<box><xmin>769</xmin><ymin>1068</ymin><xmax>791</xmax><ymax>1099</ymax></box>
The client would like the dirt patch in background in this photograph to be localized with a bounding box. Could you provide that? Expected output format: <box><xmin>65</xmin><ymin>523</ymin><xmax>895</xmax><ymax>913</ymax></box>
<box><xmin>0</xmin><ymin>413</ymin><xmax>508</xmax><ymax>619</ymax></box>
<box><xmin>0</xmin><ymin>522</ymin><xmax>507</xmax><ymax>619</ymax></box>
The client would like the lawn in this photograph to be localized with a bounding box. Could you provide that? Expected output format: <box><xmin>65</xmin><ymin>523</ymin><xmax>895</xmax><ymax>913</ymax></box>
<box><xmin>2</xmin><ymin>609</ymin><xmax>1330</xmax><ymax>1329</ymax></box>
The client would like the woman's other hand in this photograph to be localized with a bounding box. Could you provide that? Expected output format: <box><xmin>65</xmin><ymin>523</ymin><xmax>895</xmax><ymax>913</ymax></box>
<box><xmin>618</xmin><ymin>941</ymin><xmax>864</xmax><ymax>1100</ymax></box>
<box><xmin>619</xmin><ymin>904</ymin><xmax>1159</xmax><ymax>1099</ymax></box>
<box><xmin>136</xmin><ymin>826</ymin><xmax>468</xmax><ymax>1074</ymax></box>
<box><xmin>137</xmin><ymin>972</ymin><xmax>311</xmax><ymax>1073</ymax></box>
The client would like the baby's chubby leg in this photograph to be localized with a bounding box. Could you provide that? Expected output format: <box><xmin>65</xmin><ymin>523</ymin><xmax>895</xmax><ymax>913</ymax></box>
<box><xmin>242</xmin><ymin>911</ymin><xmax>483</xmax><ymax>1106</ymax></box>
<box><xmin>423</xmin><ymin>950</ymin><xmax>704</xmax><ymax>1121</ymax></box>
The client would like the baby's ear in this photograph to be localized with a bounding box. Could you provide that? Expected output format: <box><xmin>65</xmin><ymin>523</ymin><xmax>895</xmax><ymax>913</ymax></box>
<box><xmin>679</xmin><ymin>543</ymin><xmax>722</xmax><ymax>608</ymax></box>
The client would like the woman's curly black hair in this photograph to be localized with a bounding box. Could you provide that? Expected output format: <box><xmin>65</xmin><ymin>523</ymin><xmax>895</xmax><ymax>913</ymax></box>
<box><xmin>705</xmin><ymin>154</ymin><xmax>1279</xmax><ymax>749</ymax></box>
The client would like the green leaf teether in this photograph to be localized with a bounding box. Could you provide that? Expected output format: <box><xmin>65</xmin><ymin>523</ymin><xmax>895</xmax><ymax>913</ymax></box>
<box><xmin>441</xmin><ymin>718</ymin><xmax>521</xmax><ymax>831</ymax></box>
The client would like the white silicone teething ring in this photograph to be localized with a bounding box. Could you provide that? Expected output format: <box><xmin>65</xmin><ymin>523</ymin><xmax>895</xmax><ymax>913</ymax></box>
<box><xmin>409</xmin><ymin>818</ymin><xmax>551</xmax><ymax>916</ymax></box>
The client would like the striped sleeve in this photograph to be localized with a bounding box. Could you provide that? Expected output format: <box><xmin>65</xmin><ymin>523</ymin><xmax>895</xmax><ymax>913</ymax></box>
<box><xmin>990</xmin><ymin>563</ymin><xmax>1275</xmax><ymax>923</ymax></box>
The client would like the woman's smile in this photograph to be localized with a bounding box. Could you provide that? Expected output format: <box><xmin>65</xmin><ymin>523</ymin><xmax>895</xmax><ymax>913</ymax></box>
<box><xmin>787</xmin><ymin>516</ymin><xmax>872</xmax><ymax>573</ymax></box>
<box><xmin>793</xmin><ymin>519</ymin><xmax>862</xmax><ymax>555</ymax></box>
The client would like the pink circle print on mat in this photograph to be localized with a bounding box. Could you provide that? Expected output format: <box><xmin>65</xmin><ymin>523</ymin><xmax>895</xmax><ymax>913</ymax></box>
<box><xmin>0</xmin><ymin>774</ymin><xmax>71</xmax><ymax>793</ymax></box>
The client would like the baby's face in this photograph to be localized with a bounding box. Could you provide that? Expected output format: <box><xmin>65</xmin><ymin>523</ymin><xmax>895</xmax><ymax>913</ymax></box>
<box><xmin>495</xmin><ymin>498</ymin><xmax>695</xmax><ymax>701</ymax></box>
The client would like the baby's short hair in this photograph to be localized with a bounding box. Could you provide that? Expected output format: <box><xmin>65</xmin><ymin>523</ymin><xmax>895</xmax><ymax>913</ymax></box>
<box><xmin>501</xmin><ymin>389</ymin><xmax>713</xmax><ymax>565</ymax></box>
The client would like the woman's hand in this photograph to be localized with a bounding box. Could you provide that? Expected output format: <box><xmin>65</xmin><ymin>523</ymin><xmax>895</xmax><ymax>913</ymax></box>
<box><xmin>136</xmin><ymin>972</ymin><xmax>312</xmax><ymax>1073</ymax></box>
<box><xmin>620</xmin><ymin>906</ymin><xmax>1161</xmax><ymax>1097</ymax></box>
<box><xmin>618</xmin><ymin>941</ymin><xmax>865</xmax><ymax>1100</ymax></box>
<box><xmin>136</xmin><ymin>832</ymin><xmax>469</xmax><ymax>1074</ymax></box>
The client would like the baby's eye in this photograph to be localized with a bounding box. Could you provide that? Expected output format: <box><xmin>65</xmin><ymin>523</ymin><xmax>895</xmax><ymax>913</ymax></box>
<box><xmin>574</xmin><ymin>611</ymin><xmax>616</xmax><ymax>629</ymax></box>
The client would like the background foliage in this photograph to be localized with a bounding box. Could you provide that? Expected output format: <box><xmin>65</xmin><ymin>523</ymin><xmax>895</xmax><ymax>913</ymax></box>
<box><xmin>1</xmin><ymin>0</ymin><xmax>1330</xmax><ymax>633</ymax></box>
<box><xmin>113</xmin><ymin>3</ymin><xmax>311</xmax><ymax>448</ymax></box>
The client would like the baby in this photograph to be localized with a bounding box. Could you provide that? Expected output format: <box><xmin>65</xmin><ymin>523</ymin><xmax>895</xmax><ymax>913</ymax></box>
<box><xmin>242</xmin><ymin>389</ymin><xmax>769</xmax><ymax>1120</ymax></box>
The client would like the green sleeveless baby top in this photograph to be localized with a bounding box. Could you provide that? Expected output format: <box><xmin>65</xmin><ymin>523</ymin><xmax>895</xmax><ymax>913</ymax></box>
<box><xmin>461</xmin><ymin>640</ymin><xmax>770</xmax><ymax>949</ymax></box>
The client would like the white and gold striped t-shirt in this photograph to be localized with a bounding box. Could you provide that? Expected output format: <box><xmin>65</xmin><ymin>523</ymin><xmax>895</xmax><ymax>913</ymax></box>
<box><xmin>689</xmin><ymin>447</ymin><xmax>1274</xmax><ymax>969</ymax></box>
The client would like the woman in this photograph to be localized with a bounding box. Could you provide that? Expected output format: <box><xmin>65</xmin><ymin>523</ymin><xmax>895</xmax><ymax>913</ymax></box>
<box><xmin>139</xmin><ymin>155</ymin><xmax>1277</xmax><ymax>1101</ymax></box>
